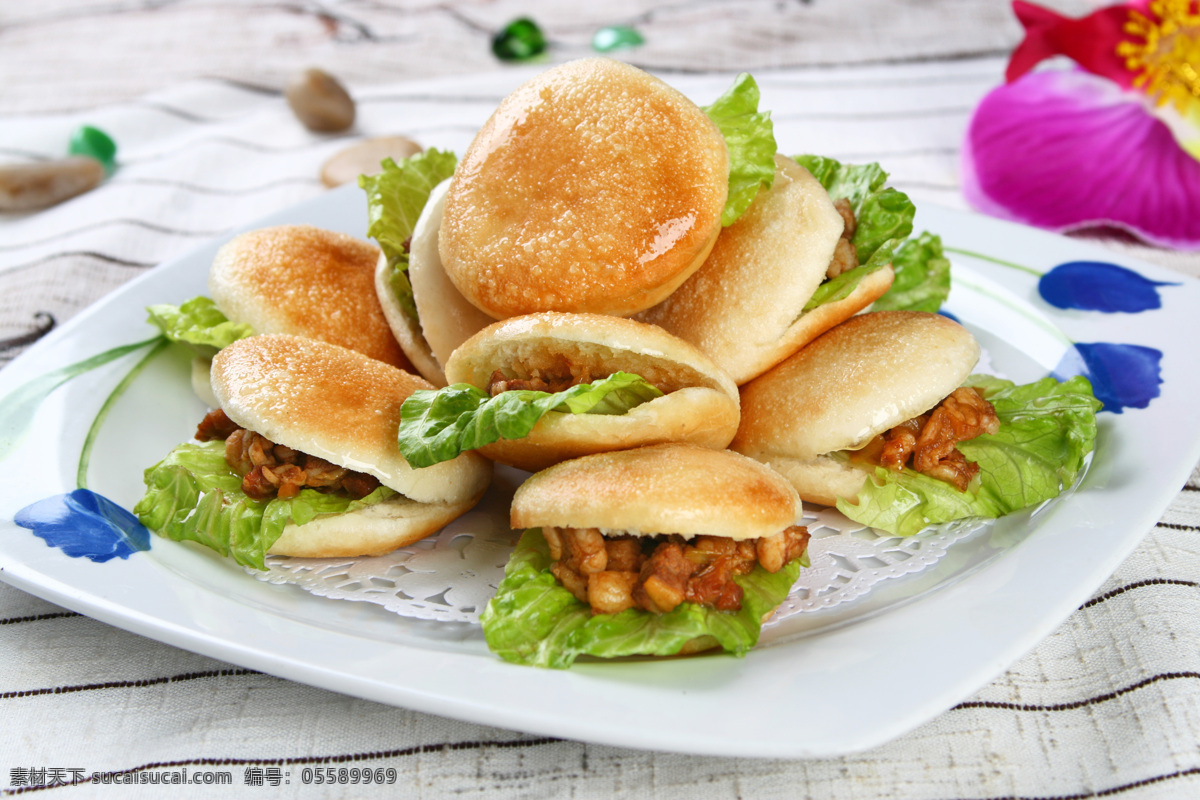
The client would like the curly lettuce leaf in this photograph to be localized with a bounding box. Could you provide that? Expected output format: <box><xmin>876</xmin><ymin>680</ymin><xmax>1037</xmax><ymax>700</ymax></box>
<box><xmin>793</xmin><ymin>154</ymin><xmax>917</xmax><ymax>312</ymax></box>
<box><xmin>359</xmin><ymin>149</ymin><xmax>459</xmax><ymax>320</ymax></box>
<box><xmin>803</xmin><ymin>237</ymin><xmax>901</xmax><ymax>312</ymax></box>
<box><xmin>397</xmin><ymin>372</ymin><xmax>664</xmax><ymax>468</ymax></box>
<box><xmin>703</xmin><ymin>73</ymin><xmax>777</xmax><ymax>227</ymax></box>
<box><xmin>794</xmin><ymin>154</ymin><xmax>915</xmax><ymax>263</ymax></box>
<box><xmin>133</xmin><ymin>441</ymin><xmax>395</xmax><ymax>570</ymax></box>
<box><xmin>870</xmin><ymin>231</ymin><xmax>952</xmax><ymax>312</ymax></box>
<box><xmin>480</xmin><ymin>529</ymin><xmax>802</xmax><ymax>668</ymax></box>
<box><xmin>145</xmin><ymin>296</ymin><xmax>254</xmax><ymax>354</ymax></box>
<box><xmin>837</xmin><ymin>375</ymin><xmax>1101</xmax><ymax>536</ymax></box>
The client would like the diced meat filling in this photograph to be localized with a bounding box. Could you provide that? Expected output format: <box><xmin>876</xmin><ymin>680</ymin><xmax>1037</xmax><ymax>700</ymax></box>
<box><xmin>486</xmin><ymin>353</ymin><xmax>668</xmax><ymax>397</ymax></box>
<box><xmin>542</xmin><ymin>525</ymin><xmax>810</xmax><ymax>616</ymax></box>
<box><xmin>825</xmin><ymin>198</ymin><xmax>859</xmax><ymax>280</ymax></box>
<box><xmin>487</xmin><ymin>368</ymin><xmax>589</xmax><ymax>396</ymax></box>
<box><xmin>194</xmin><ymin>408</ymin><xmax>380</xmax><ymax>502</ymax></box>
<box><xmin>487</xmin><ymin>353</ymin><xmax>595</xmax><ymax>396</ymax></box>
<box><xmin>875</xmin><ymin>387</ymin><xmax>1001</xmax><ymax>491</ymax></box>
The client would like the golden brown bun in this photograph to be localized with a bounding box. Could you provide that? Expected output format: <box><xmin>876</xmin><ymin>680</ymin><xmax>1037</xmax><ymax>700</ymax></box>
<box><xmin>373</xmin><ymin>180</ymin><xmax>494</xmax><ymax>387</ymax></box>
<box><xmin>732</xmin><ymin>311</ymin><xmax>980</xmax><ymax>502</ymax></box>
<box><xmin>211</xmin><ymin>334</ymin><xmax>492</xmax><ymax>505</ymax></box>
<box><xmin>746</xmin><ymin>454</ymin><xmax>870</xmax><ymax>508</ymax></box>
<box><xmin>438</xmin><ymin>58</ymin><xmax>728</xmax><ymax>318</ymax></box>
<box><xmin>511</xmin><ymin>444</ymin><xmax>800</xmax><ymax>540</ymax></box>
<box><xmin>209</xmin><ymin>225</ymin><xmax>411</xmax><ymax>371</ymax></box>
<box><xmin>637</xmin><ymin>155</ymin><xmax>894</xmax><ymax>385</ymax></box>
<box><xmin>444</xmin><ymin>312</ymin><xmax>740</xmax><ymax>472</ymax></box>
<box><xmin>637</xmin><ymin>155</ymin><xmax>839</xmax><ymax>382</ymax></box>
<box><xmin>268</xmin><ymin>490</ymin><xmax>487</xmax><ymax>558</ymax></box>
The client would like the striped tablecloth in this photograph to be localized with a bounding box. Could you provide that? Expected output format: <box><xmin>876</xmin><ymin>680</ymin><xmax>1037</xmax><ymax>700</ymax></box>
<box><xmin>3</xmin><ymin>50</ymin><xmax>1200</xmax><ymax>800</ymax></box>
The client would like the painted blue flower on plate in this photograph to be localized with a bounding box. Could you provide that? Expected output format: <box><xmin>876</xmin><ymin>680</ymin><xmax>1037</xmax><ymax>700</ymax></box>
<box><xmin>15</xmin><ymin>489</ymin><xmax>150</xmax><ymax>562</ymax></box>
<box><xmin>1038</xmin><ymin>261</ymin><xmax>1179</xmax><ymax>313</ymax></box>
<box><xmin>1053</xmin><ymin>341</ymin><xmax>1164</xmax><ymax>414</ymax></box>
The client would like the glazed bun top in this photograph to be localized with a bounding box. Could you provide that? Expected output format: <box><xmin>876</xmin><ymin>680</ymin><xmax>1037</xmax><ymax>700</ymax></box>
<box><xmin>510</xmin><ymin>444</ymin><xmax>800</xmax><ymax>540</ymax></box>
<box><xmin>210</xmin><ymin>334</ymin><xmax>491</xmax><ymax>505</ymax></box>
<box><xmin>209</xmin><ymin>225</ymin><xmax>411</xmax><ymax>370</ymax></box>
<box><xmin>732</xmin><ymin>311</ymin><xmax>981</xmax><ymax>460</ymax></box>
<box><xmin>438</xmin><ymin>58</ymin><xmax>729</xmax><ymax>319</ymax></box>
<box><xmin>444</xmin><ymin>311</ymin><xmax>738</xmax><ymax>400</ymax></box>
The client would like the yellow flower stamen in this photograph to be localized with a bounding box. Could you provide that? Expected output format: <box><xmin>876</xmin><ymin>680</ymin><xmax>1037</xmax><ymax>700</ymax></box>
<box><xmin>1117</xmin><ymin>0</ymin><xmax>1200</xmax><ymax>114</ymax></box>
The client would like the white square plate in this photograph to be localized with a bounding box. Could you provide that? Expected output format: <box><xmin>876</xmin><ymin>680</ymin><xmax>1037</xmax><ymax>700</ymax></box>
<box><xmin>2</xmin><ymin>185</ymin><xmax>1197</xmax><ymax>757</ymax></box>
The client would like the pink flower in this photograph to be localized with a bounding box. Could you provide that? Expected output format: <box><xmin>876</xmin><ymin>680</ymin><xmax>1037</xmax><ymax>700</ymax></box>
<box><xmin>963</xmin><ymin>1</ymin><xmax>1200</xmax><ymax>249</ymax></box>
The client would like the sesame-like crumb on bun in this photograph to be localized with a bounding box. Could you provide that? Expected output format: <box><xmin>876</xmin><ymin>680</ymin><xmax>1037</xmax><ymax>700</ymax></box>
<box><xmin>267</xmin><ymin>489</ymin><xmax>487</xmax><ymax>558</ymax></box>
<box><xmin>732</xmin><ymin>311</ymin><xmax>981</xmax><ymax>465</ymax></box>
<box><xmin>638</xmin><ymin>154</ymin><xmax>886</xmax><ymax>385</ymax></box>
<box><xmin>746</xmin><ymin>454</ymin><xmax>871</xmax><ymax>508</ymax></box>
<box><xmin>211</xmin><ymin>334</ymin><xmax>491</xmax><ymax>505</ymax></box>
<box><xmin>510</xmin><ymin>444</ymin><xmax>800</xmax><ymax>540</ymax></box>
<box><xmin>444</xmin><ymin>311</ymin><xmax>741</xmax><ymax>472</ymax></box>
<box><xmin>209</xmin><ymin>225</ymin><xmax>412</xmax><ymax>371</ymax></box>
<box><xmin>438</xmin><ymin>58</ymin><xmax>729</xmax><ymax>318</ymax></box>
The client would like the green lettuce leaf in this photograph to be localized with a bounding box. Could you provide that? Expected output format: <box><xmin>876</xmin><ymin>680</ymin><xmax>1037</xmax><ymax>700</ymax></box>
<box><xmin>803</xmin><ymin>237</ymin><xmax>901</xmax><ymax>311</ymax></box>
<box><xmin>870</xmin><ymin>231</ymin><xmax>952</xmax><ymax>312</ymax></box>
<box><xmin>836</xmin><ymin>375</ymin><xmax>1102</xmax><ymax>536</ymax></box>
<box><xmin>133</xmin><ymin>441</ymin><xmax>395</xmax><ymax>570</ymax></box>
<box><xmin>359</xmin><ymin>149</ymin><xmax>459</xmax><ymax>320</ymax></box>
<box><xmin>145</xmin><ymin>296</ymin><xmax>254</xmax><ymax>354</ymax></box>
<box><xmin>397</xmin><ymin>372</ymin><xmax>664</xmax><ymax>468</ymax></box>
<box><xmin>793</xmin><ymin>154</ymin><xmax>917</xmax><ymax>312</ymax></box>
<box><xmin>794</xmin><ymin>154</ymin><xmax>914</xmax><ymax>263</ymax></box>
<box><xmin>703</xmin><ymin>73</ymin><xmax>777</xmax><ymax>227</ymax></box>
<box><xmin>480</xmin><ymin>528</ymin><xmax>802</xmax><ymax>668</ymax></box>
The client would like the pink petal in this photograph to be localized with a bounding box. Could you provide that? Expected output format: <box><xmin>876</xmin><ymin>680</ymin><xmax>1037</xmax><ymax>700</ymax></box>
<box><xmin>962</xmin><ymin>69</ymin><xmax>1200</xmax><ymax>250</ymax></box>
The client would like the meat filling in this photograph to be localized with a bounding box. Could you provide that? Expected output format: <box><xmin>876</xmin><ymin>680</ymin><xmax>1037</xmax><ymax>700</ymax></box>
<box><xmin>825</xmin><ymin>197</ymin><xmax>859</xmax><ymax>280</ymax></box>
<box><xmin>486</xmin><ymin>353</ymin><xmax>596</xmax><ymax>396</ymax></box>
<box><xmin>194</xmin><ymin>408</ymin><xmax>380</xmax><ymax>502</ymax></box>
<box><xmin>542</xmin><ymin>525</ymin><xmax>810</xmax><ymax>616</ymax></box>
<box><xmin>486</xmin><ymin>353</ymin><xmax>668</xmax><ymax>397</ymax></box>
<box><xmin>861</xmin><ymin>387</ymin><xmax>1001</xmax><ymax>491</ymax></box>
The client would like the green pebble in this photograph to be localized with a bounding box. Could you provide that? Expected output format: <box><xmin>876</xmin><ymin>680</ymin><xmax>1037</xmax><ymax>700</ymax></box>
<box><xmin>68</xmin><ymin>126</ymin><xmax>117</xmax><ymax>173</ymax></box>
<box><xmin>592</xmin><ymin>26</ymin><xmax>644</xmax><ymax>53</ymax></box>
<box><xmin>492</xmin><ymin>17</ymin><xmax>547</xmax><ymax>62</ymax></box>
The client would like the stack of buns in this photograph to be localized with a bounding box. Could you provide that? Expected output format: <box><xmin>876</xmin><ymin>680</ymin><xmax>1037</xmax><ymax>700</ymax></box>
<box><xmin>380</xmin><ymin>57</ymin><xmax>893</xmax><ymax>476</ymax></box>
<box><xmin>150</xmin><ymin>57</ymin><xmax>996</xmax><ymax>666</ymax></box>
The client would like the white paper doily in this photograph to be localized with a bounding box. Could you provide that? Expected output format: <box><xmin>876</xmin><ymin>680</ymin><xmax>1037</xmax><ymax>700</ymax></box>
<box><xmin>776</xmin><ymin>506</ymin><xmax>984</xmax><ymax>615</ymax></box>
<box><xmin>251</xmin><ymin>498</ymin><xmax>986</xmax><ymax>625</ymax></box>
<box><xmin>251</xmin><ymin>495</ymin><xmax>520</xmax><ymax>623</ymax></box>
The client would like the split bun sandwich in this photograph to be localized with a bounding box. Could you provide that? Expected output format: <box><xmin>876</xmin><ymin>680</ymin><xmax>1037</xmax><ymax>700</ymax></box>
<box><xmin>732</xmin><ymin>310</ymin><xmax>984</xmax><ymax>507</ymax></box>
<box><xmin>638</xmin><ymin>154</ymin><xmax>894</xmax><ymax>384</ymax></box>
<box><xmin>732</xmin><ymin>310</ymin><xmax>1101</xmax><ymax>538</ymax></box>
<box><xmin>397</xmin><ymin>312</ymin><xmax>741</xmax><ymax>473</ymax></box>
<box><xmin>480</xmin><ymin>444</ymin><xmax>810</xmax><ymax>668</ymax></box>
<box><xmin>209</xmin><ymin>225</ymin><xmax>410</xmax><ymax>370</ymax></box>
<box><xmin>136</xmin><ymin>334</ymin><xmax>491</xmax><ymax>566</ymax></box>
<box><xmin>179</xmin><ymin>224</ymin><xmax>412</xmax><ymax>407</ymax></box>
<box><xmin>438</xmin><ymin>57</ymin><xmax>729</xmax><ymax>319</ymax></box>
